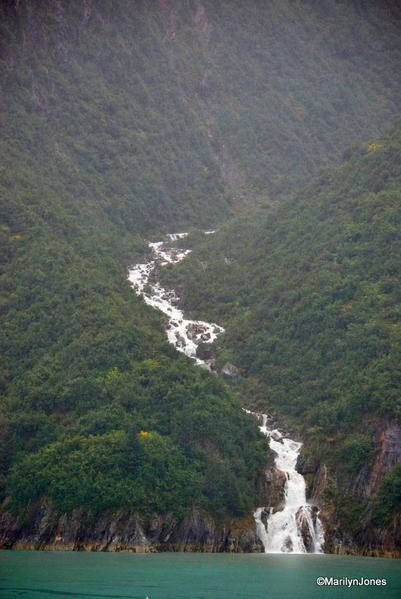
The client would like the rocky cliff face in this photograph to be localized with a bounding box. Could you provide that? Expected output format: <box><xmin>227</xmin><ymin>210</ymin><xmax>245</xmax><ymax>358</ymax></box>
<box><xmin>0</xmin><ymin>461</ymin><xmax>287</xmax><ymax>553</ymax></box>
<box><xmin>0</xmin><ymin>500</ymin><xmax>263</xmax><ymax>552</ymax></box>
<box><xmin>2</xmin><ymin>426</ymin><xmax>399</xmax><ymax>555</ymax></box>
<box><xmin>366</xmin><ymin>421</ymin><xmax>401</xmax><ymax>498</ymax></box>
<box><xmin>299</xmin><ymin>419</ymin><xmax>401</xmax><ymax>557</ymax></box>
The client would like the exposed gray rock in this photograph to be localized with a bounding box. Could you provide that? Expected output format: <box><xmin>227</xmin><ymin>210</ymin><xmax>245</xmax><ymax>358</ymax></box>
<box><xmin>296</xmin><ymin>451</ymin><xmax>318</xmax><ymax>475</ymax></box>
<box><xmin>295</xmin><ymin>507</ymin><xmax>314</xmax><ymax>552</ymax></box>
<box><xmin>258</xmin><ymin>467</ymin><xmax>286</xmax><ymax>511</ymax></box>
<box><xmin>307</xmin><ymin>419</ymin><xmax>401</xmax><ymax>556</ymax></box>
<box><xmin>0</xmin><ymin>502</ymin><xmax>263</xmax><ymax>553</ymax></box>
<box><xmin>164</xmin><ymin>510</ymin><xmax>218</xmax><ymax>551</ymax></box>
<box><xmin>221</xmin><ymin>363</ymin><xmax>241</xmax><ymax>380</ymax></box>
<box><xmin>196</xmin><ymin>341</ymin><xmax>215</xmax><ymax>361</ymax></box>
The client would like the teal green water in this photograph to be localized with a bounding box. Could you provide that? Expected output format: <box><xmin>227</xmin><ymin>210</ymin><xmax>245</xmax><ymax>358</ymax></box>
<box><xmin>0</xmin><ymin>551</ymin><xmax>400</xmax><ymax>599</ymax></box>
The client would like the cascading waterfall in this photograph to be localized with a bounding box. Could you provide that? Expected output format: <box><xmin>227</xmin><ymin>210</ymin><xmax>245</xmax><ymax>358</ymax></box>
<box><xmin>128</xmin><ymin>233</ymin><xmax>224</xmax><ymax>368</ymax></box>
<box><xmin>128</xmin><ymin>234</ymin><xmax>324</xmax><ymax>554</ymax></box>
<box><xmin>248</xmin><ymin>411</ymin><xmax>325</xmax><ymax>554</ymax></box>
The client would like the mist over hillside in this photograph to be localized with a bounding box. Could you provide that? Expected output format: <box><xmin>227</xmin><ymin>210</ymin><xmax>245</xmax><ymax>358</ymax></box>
<box><xmin>1</xmin><ymin>0</ymin><xmax>400</xmax><ymax>555</ymax></box>
<box><xmin>160</xmin><ymin>120</ymin><xmax>401</xmax><ymax>553</ymax></box>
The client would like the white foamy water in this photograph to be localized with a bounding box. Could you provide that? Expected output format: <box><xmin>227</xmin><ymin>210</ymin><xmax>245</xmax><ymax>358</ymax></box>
<box><xmin>246</xmin><ymin>411</ymin><xmax>324</xmax><ymax>554</ymax></box>
<box><xmin>128</xmin><ymin>234</ymin><xmax>324</xmax><ymax>553</ymax></box>
<box><xmin>128</xmin><ymin>233</ymin><xmax>224</xmax><ymax>368</ymax></box>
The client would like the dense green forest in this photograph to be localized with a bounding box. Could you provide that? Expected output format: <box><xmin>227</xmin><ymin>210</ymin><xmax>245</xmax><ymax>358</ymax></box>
<box><xmin>0</xmin><ymin>0</ymin><xmax>260</xmax><ymax>520</ymax></box>
<box><xmin>161</xmin><ymin>122</ymin><xmax>401</xmax><ymax>527</ymax></box>
<box><xmin>162</xmin><ymin>123</ymin><xmax>401</xmax><ymax>430</ymax></box>
<box><xmin>1</xmin><ymin>0</ymin><xmax>400</xmax><ymax>529</ymax></box>
<box><xmin>198</xmin><ymin>0</ymin><xmax>401</xmax><ymax>196</ymax></box>
<box><xmin>1</xmin><ymin>220</ymin><xmax>270</xmax><ymax>518</ymax></box>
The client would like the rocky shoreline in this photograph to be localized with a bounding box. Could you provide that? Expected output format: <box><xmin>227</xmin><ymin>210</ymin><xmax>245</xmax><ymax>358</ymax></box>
<box><xmin>2</xmin><ymin>235</ymin><xmax>400</xmax><ymax>558</ymax></box>
<box><xmin>0</xmin><ymin>456</ymin><xmax>286</xmax><ymax>553</ymax></box>
<box><xmin>0</xmin><ymin>502</ymin><xmax>263</xmax><ymax>553</ymax></box>
<box><xmin>1</xmin><ymin>453</ymin><xmax>400</xmax><ymax>556</ymax></box>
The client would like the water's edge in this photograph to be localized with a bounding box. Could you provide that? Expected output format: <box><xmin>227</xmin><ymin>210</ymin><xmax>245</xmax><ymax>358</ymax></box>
<box><xmin>2</xmin><ymin>235</ymin><xmax>398</xmax><ymax>557</ymax></box>
<box><xmin>128</xmin><ymin>235</ymin><xmax>324</xmax><ymax>554</ymax></box>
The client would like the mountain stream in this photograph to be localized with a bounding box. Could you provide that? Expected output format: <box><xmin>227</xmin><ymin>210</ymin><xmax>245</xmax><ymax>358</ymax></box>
<box><xmin>128</xmin><ymin>234</ymin><xmax>324</xmax><ymax>553</ymax></box>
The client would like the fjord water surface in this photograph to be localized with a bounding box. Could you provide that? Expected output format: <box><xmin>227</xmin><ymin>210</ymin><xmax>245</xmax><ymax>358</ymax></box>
<box><xmin>2</xmin><ymin>236</ymin><xmax>400</xmax><ymax>597</ymax></box>
<box><xmin>1</xmin><ymin>551</ymin><xmax>400</xmax><ymax>599</ymax></box>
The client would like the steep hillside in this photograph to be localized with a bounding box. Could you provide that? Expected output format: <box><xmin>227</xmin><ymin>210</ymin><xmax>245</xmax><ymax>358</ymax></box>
<box><xmin>166</xmin><ymin>0</ymin><xmax>401</xmax><ymax>197</ymax></box>
<box><xmin>161</xmin><ymin>123</ymin><xmax>401</xmax><ymax>553</ymax></box>
<box><xmin>1</xmin><ymin>0</ymin><xmax>401</xmax><ymax>211</ymax></box>
<box><xmin>0</xmin><ymin>0</ymin><xmax>263</xmax><ymax>528</ymax></box>
<box><xmin>1</xmin><ymin>0</ymin><xmax>401</xmax><ymax>548</ymax></box>
<box><xmin>0</xmin><ymin>1</ymin><xmax>230</xmax><ymax>235</ymax></box>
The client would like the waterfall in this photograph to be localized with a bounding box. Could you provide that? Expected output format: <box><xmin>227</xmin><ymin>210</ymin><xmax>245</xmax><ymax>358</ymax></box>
<box><xmin>128</xmin><ymin>233</ymin><xmax>224</xmax><ymax>368</ymax></box>
<box><xmin>128</xmin><ymin>234</ymin><xmax>324</xmax><ymax>553</ymax></box>
<box><xmin>247</xmin><ymin>411</ymin><xmax>324</xmax><ymax>554</ymax></box>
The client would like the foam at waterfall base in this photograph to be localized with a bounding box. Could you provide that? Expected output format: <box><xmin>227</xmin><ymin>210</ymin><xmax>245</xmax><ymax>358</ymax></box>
<box><xmin>245</xmin><ymin>410</ymin><xmax>324</xmax><ymax>554</ymax></box>
<box><xmin>128</xmin><ymin>238</ymin><xmax>324</xmax><ymax>554</ymax></box>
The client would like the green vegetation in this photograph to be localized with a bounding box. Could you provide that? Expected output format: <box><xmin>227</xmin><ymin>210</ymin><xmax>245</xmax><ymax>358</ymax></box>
<box><xmin>1</xmin><ymin>0</ymin><xmax>400</xmax><ymax>529</ymax></box>
<box><xmin>1</xmin><ymin>222</ymin><xmax>268</xmax><ymax>517</ymax></box>
<box><xmin>0</xmin><ymin>2</ymin><xmax>229</xmax><ymax>236</ymax></box>
<box><xmin>0</xmin><ymin>0</ymin><xmax>266</xmax><ymax>520</ymax></box>
<box><xmin>161</xmin><ymin>122</ymin><xmax>401</xmax><ymax>518</ymax></box>
<box><xmin>199</xmin><ymin>0</ymin><xmax>401</xmax><ymax>196</ymax></box>
<box><xmin>340</xmin><ymin>436</ymin><xmax>374</xmax><ymax>474</ymax></box>
<box><xmin>162</xmin><ymin>123</ymin><xmax>401</xmax><ymax>434</ymax></box>
<box><xmin>372</xmin><ymin>466</ymin><xmax>401</xmax><ymax>526</ymax></box>
<box><xmin>323</xmin><ymin>482</ymin><xmax>367</xmax><ymax>539</ymax></box>
<box><xmin>162</xmin><ymin>122</ymin><xmax>401</xmax><ymax>533</ymax></box>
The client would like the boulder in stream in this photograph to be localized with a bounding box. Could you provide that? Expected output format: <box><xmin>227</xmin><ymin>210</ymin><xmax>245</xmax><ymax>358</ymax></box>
<box><xmin>295</xmin><ymin>506</ymin><xmax>314</xmax><ymax>552</ymax></box>
<box><xmin>196</xmin><ymin>342</ymin><xmax>215</xmax><ymax>361</ymax></box>
<box><xmin>221</xmin><ymin>363</ymin><xmax>241</xmax><ymax>380</ymax></box>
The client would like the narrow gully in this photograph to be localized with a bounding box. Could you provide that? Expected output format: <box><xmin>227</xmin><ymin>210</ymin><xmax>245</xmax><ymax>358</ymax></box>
<box><xmin>128</xmin><ymin>233</ymin><xmax>325</xmax><ymax>553</ymax></box>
